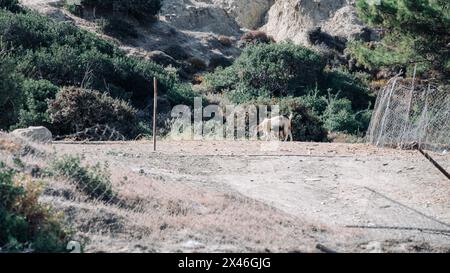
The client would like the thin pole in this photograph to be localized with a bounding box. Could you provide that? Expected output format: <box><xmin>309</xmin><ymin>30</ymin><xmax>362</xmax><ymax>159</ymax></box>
<box><xmin>153</xmin><ymin>77</ymin><xmax>157</xmax><ymax>151</ymax></box>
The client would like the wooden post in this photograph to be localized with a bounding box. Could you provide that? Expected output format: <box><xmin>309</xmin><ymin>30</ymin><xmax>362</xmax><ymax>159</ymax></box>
<box><xmin>153</xmin><ymin>77</ymin><xmax>157</xmax><ymax>151</ymax></box>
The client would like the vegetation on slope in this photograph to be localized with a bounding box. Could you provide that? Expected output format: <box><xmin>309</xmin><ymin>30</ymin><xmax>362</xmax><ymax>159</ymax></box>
<box><xmin>0</xmin><ymin>162</ymin><xmax>69</xmax><ymax>252</ymax></box>
<box><xmin>0</xmin><ymin>3</ymin><xmax>195</xmax><ymax>137</ymax></box>
<box><xmin>348</xmin><ymin>0</ymin><xmax>450</xmax><ymax>79</ymax></box>
<box><xmin>205</xmin><ymin>43</ymin><xmax>374</xmax><ymax>136</ymax></box>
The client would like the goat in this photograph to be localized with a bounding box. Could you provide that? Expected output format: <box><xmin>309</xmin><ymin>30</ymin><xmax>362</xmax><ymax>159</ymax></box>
<box><xmin>256</xmin><ymin>114</ymin><xmax>293</xmax><ymax>141</ymax></box>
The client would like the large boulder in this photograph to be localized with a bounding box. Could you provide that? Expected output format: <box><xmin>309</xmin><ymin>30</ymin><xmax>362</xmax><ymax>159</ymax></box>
<box><xmin>262</xmin><ymin>0</ymin><xmax>365</xmax><ymax>46</ymax></box>
<box><xmin>213</xmin><ymin>0</ymin><xmax>275</xmax><ymax>29</ymax></box>
<box><xmin>11</xmin><ymin>126</ymin><xmax>53</xmax><ymax>143</ymax></box>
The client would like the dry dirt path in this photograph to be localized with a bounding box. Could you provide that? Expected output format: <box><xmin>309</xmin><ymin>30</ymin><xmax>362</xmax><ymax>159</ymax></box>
<box><xmin>53</xmin><ymin>141</ymin><xmax>450</xmax><ymax>252</ymax></box>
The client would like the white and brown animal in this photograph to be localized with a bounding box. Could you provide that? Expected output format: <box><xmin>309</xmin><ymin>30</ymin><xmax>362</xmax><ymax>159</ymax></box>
<box><xmin>255</xmin><ymin>114</ymin><xmax>293</xmax><ymax>141</ymax></box>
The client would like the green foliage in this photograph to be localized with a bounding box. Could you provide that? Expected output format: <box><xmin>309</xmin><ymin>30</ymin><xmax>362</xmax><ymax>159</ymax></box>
<box><xmin>0</xmin><ymin>162</ymin><xmax>68</xmax><ymax>252</ymax></box>
<box><xmin>0</xmin><ymin>52</ymin><xmax>23</xmax><ymax>130</ymax></box>
<box><xmin>352</xmin><ymin>0</ymin><xmax>450</xmax><ymax>77</ymax></box>
<box><xmin>0</xmin><ymin>0</ymin><xmax>22</xmax><ymax>13</ymax></box>
<box><xmin>76</xmin><ymin>0</ymin><xmax>162</xmax><ymax>19</ymax></box>
<box><xmin>320</xmin><ymin>67</ymin><xmax>374</xmax><ymax>110</ymax></box>
<box><xmin>297</xmin><ymin>89</ymin><xmax>328</xmax><ymax>117</ymax></box>
<box><xmin>299</xmin><ymin>88</ymin><xmax>372</xmax><ymax>135</ymax></box>
<box><xmin>205</xmin><ymin>42</ymin><xmax>326</xmax><ymax>97</ymax></box>
<box><xmin>50</xmin><ymin>155</ymin><xmax>116</xmax><ymax>202</ymax></box>
<box><xmin>14</xmin><ymin>79</ymin><xmax>59</xmax><ymax>129</ymax></box>
<box><xmin>205</xmin><ymin>43</ymin><xmax>373</xmax><ymax>136</ymax></box>
<box><xmin>0</xmin><ymin>8</ymin><xmax>197</xmax><ymax>131</ymax></box>
<box><xmin>97</xmin><ymin>18</ymin><xmax>139</xmax><ymax>40</ymax></box>
<box><xmin>250</xmin><ymin>97</ymin><xmax>329</xmax><ymax>142</ymax></box>
<box><xmin>0</xmin><ymin>10</ymin><xmax>188</xmax><ymax>103</ymax></box>
<box><xmin>322</xmin><ymin>96</ymin><xmax>372</xmax><ymax>134</ymax></box>
<box><xmin>48</xmin><ymin>87</ymin><xmax>139</xmax><ymax>138</ymax></box>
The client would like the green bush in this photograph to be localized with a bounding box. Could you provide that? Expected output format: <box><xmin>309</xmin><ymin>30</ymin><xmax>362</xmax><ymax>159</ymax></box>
<box><xmin>0</xmin><ymin>8</ymin><xmax>198</xmax><ymax>133</ymax></box>
<box><xmin>97</xmin><ymin>17</ymin><xmax>139</xmax><ymax>39</ymax></box>
<box><xmin>0</xmin><ymin>162</ymin><xmax>68</xmax><ymax>252</ymax></box>
<box><xmin>0</xmin><ymin>52</ymin><xmax>23</xmax><ymax>130</ymax></box>
<box><xmin>51</xmin><ymin>155</ymin><xmax>116</xmax><ymax>202</ymax></box>
<box><xmin>0</xmin><ymin>9</ymin><xmax>195</xmax><ymax>106</ymax></box>
<box><xmin>297</xmin><ymin>89</ymin><xmax>328</xmax><ymax>117</ymax></box>
<box><xmin>205</xmin><ymin>42</ymin><xmax>326</xmax><ymax>97</ymax></box>
<box><xmin>76</xmin><ymin>0</ymin><xmax>162</xmax><ymax>19</ymax></box>
<box><xmin>204</xmin><ymin>42</ymin><xmax>374</xmax><ymax>138</ymax></box>
<box><xmin>351</xmin><ymin>0</ymin><xmax>450</xmax><ymax>78</ymax></box>
<box><xmin>322</xmin><ymin>97</ymin><xmax>372</xmax><ymax>134</ymax></box>
<box><xmin>14</xmin><ymin>79</ymin><xmax>59</xmax><ymax>129</ymax></box>
<box><xmin>250</xmin><ymin>97</ymin><xmax>328</xmax><ymax>142</ymax></box>
<box><xmin>0</xmin><ymin>0</ymin><xmax>22</xmax><ymax>13</ymax></box>
<box><xmin>320</xmin><ymin>68</ymin><xmax>374</xmax><ymax>110</ymax></box>
<box><xmin>48</xmin><ymin>87</ymin><xmax>139</xmax><ymax>138</ymax></box>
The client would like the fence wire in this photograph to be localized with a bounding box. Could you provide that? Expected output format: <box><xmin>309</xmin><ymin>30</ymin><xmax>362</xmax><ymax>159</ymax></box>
<box><xmin>367</xmin><ymin>72</ymin><xmax>450</xmax><ymax>153</ymax></box>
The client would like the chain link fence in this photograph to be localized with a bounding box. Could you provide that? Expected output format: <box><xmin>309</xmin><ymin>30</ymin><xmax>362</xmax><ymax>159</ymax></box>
<box><xmin>367</xmin><ymin>71</ymin><xmax>450</xmax><ymax>153</ymax></box>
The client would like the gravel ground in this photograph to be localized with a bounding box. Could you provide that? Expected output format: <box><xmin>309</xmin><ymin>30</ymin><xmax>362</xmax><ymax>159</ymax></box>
<box><xmin>48</xmin><ymin>140</ymin><xmax>450</xmax><ymax>253</ymax></box>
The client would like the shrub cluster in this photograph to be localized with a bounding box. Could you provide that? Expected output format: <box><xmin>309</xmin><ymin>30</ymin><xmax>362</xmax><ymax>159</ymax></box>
<box><xmin>0</xmin><ymin>162</ymin><xmax>68</xmax><ymax>252</ymax></box>
<box><xmin>97</xmin><ymin>17</ymin><xmax>139</xmax><ymax>40</ymax></box>
<box><xmin>0</xmin><ymin>52</ymin><xmax>23</xmax><ymax>129</ymax></box>
<box><xmin>349</xmin><ymin>0</ymin><xmax>450</xmax><ymax>79</ymax></box>
<box><xmin>77</xmin><ymin>0</ymin><xmax>162</xmax><ymax>19</ymax></box>
<box><xmin>48</xmin><ymin>87</ymin><xmax>139</xmax><ymax>138</ymax></box>
<box><xmin>0</xmin><ymin>8</ymin><xmax>196</xmax><ymax>135</ymax></box>
<box><xmin>206</xmin><ymin>43</ymin><xmax>326</xmax><ymax>98</ymax></box>
<box><xmin>50</xmin><ymin>155</ymin><xmax>116</xmax><ymax>202</ymax></box>
<box><xmin>205</xmin><ymin>43</ymin><xmax>374</xmax><ymax>135</ymax></box>
<box><xmin>13</xmin><ymin>79</ymin><xmax>59</xmax><ymax>130</ymax></box>
<box><xmin>250</xmin><ymin>97</ymin><xmax>329</xmax><ymax>142</ymax></box>
<box><xmin>0</xmin><ymin>0</ymin><xmax>22</xmax><ymax>13</ymax></box>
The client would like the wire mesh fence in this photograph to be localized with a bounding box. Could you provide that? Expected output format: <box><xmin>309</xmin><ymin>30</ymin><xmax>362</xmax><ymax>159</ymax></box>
<box><xmin>367</xmin><ymin>71</ymin><xmax>450</xmax><ymax>153</ymax></box>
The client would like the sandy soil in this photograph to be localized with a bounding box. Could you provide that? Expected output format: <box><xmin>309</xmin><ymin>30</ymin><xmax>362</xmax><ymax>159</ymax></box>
<box><xmin>48</xmin><ymin>140</ymin><xmax>450</xmax><ymax>253</ymax></box>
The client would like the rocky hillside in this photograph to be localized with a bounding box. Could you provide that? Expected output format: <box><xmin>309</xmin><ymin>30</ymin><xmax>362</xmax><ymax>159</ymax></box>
<box><xmin>19</xmin><ymin>0</ymin><xmax>367</xmax><ymax>74</ymax></box>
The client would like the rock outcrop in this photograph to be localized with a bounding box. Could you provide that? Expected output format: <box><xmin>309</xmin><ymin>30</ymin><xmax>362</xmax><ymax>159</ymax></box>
<box><xmin>19</xmin><ymin>0</ymin><xmax>368</xmax><ymax>73</ymax></box>
<box><xmin>262</xmin><ymin>0</ymin><xmax>364</xmax><ymax>45</ymax></box>
<box><xmin>11</xmin><ymin>126</ymin><xmax>53</xmax><ymax>143</ymax></box>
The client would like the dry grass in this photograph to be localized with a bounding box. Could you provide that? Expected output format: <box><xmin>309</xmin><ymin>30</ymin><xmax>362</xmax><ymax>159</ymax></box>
<box><xmin>1</xmin><ymin>134</ymin><xmax>320</xmax><ymax>252</ymax></box>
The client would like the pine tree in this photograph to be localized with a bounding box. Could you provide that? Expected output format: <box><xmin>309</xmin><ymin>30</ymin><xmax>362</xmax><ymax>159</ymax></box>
<box><xmin>350</xmin><ymin>0</ymin><xmax>449</xmax><ymax>79</ymax></box>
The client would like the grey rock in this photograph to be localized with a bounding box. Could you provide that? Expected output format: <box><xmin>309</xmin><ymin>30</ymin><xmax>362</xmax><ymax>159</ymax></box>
<box><xmin>11</xmin><ymin>126</ymin><xmax>52</xmax><ymax>143</ymax></box>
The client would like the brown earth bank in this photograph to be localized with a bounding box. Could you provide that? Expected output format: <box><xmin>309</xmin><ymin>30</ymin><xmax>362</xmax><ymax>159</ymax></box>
<box><xmin>38</xmin><ymin>140</ymin><xmax>450</xmax><ymax>253</ymax></box>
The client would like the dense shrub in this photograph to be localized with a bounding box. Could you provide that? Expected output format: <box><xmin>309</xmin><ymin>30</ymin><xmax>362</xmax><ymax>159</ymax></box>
<box><xmin>0</xmin><ymin>52</ymin><xmax>22</xmax><ymax>130</ymax></box>
<box><xmin>249</xmin><ymin>97</ymin><xmax>328</xmax><ymax>142</ymax></box>
<box><xmin>75</xmin><ymin>0</ymin><xmax>162</xmax><ymax>19</ymax></box>
<box><xmin>297</xmin><ymin>89</ymin><xmax>328</xmax><ymax>117</ymax></box>
<box><xmin>0</xmin><ymin>162</ymin><xmax>68</xmax><ymax>252</ymax></box>
<box><xmin>320</xmin><ymin>68</ymin><xmax>374</xmax><ymax>110</ymax></box>
<box><xmin>322</xmin><ymin>96</ymin><xmax>372</xmax><ymax>134</ymax></box>
<box><xmin>0</xmin><ymin>0</ymin><xmax>22</xmax><ymax>13</ymax></box>
<box><xmin>97</xmin><ymin>17</ymin><xmax>138</xmax><ymax>40</ymax></box>
<box><xmin>0</xmin><ymin>9</ymin><xmax>197</xmax><ymax>132</ymax></box>
<box><xmin>48</xmin><ymin>87</ymin><xmax>139</xmax><ymax>138</ymax></box>
<box><xmin>0</xmin><ymin>9</ymin><xmax>195</xmax><ymax>104</ymax></box>
<box><xmin>14</xmin><ymin>79</ymin><xmax>59</xmax><ymax>129</ymax></box>
<box><xmin>205</xmin><ymin>42</ymin><xmax>374</xmax><ymax>136</ymax></box>
<box><xmin>351</xmin><ymin>0</ymin><xmax>450</xmax><ymax>79</ymax></box>
<box><xmin>205</xmin><ymin>43</ymin><xmax>326</xmax><ymax>98</ymax></box>
<box><xmin>50</xmin><ymin>155</ymin><xmax>116</xmax><ymax>202</ymax></box>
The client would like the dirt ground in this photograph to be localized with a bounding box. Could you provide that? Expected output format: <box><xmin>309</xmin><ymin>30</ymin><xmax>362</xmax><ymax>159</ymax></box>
<box><xmin>44</xmin><ymin>140</ymin><xmax>450</xmax><ymax>253</ymax></box>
